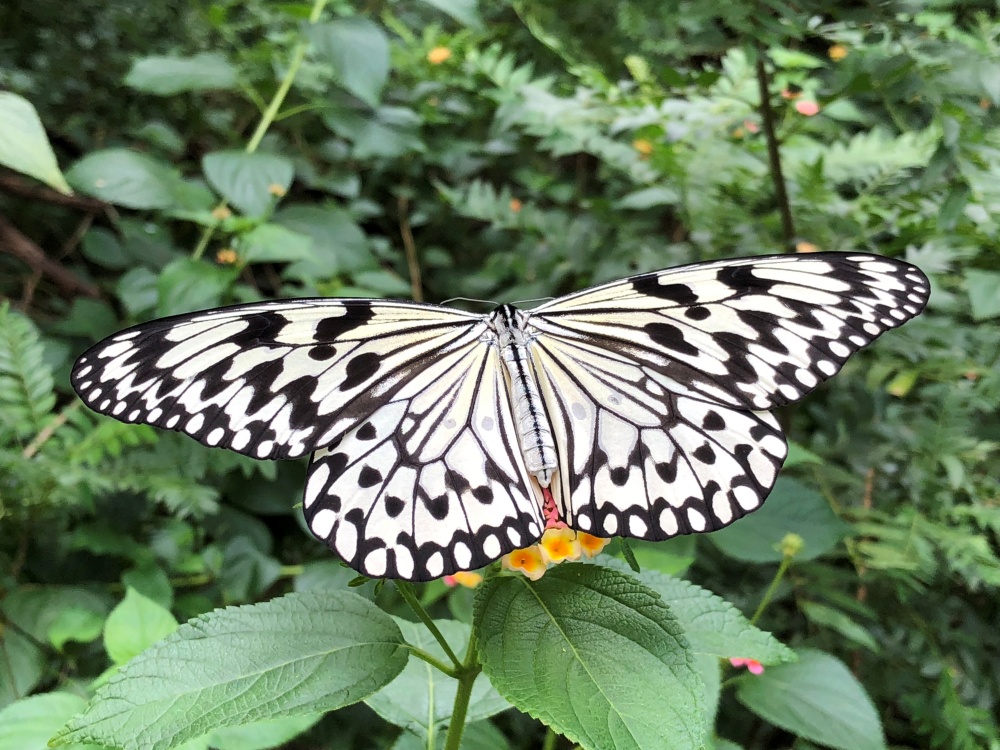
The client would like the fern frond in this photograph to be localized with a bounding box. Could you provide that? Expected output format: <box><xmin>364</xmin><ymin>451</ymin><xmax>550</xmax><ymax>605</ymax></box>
<box><xmin>0</xmin><ymin>302</ymin><xmax>56</xmax><ymax>439</ymax></box>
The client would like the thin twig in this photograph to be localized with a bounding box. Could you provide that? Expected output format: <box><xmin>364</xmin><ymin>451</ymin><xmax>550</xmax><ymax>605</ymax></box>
<box><xmin>0</xmin><ymin>172</ymin><xmax>109</xmax><ymax>213</ymax></box>
<box><xmin>397</xmin><ymin>195</ymin><xmax>423</xmax><ymax>302</ymax></box>
<box><xmin>22</xmin><ymin>400</ymin><xmax>82</xmax><ymax>459</ymax></box>
<box><xmin>753</xmin><ymin>43</ymin><xmax>796</xmax><ymax>250</ymax></box>
<box><xmin>0</xmin><ymin>214</ymin><xmax>101</xmax><ymax>299</ymax></box>
<box><xmin>58</xmin><ymin>212</ymin><xmax>95</xmax><ymax>260</ymax></box>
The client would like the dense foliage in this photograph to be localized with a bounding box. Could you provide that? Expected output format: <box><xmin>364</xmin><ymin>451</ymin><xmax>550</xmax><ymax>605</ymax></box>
<box><xmin>2</xmin><ymin>1</ymin><xmax>999</xmax><ymax>749</ymax></box>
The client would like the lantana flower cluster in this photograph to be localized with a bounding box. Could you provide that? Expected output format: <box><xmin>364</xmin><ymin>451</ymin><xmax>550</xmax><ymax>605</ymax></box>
<box><xmin>501</xmin><ymin>526</ymin><xmax>610</xmax><ymax>580</ymax></box>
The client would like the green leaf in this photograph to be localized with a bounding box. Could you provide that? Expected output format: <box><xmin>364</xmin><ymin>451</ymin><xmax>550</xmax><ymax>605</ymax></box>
<box><xmin>366</xmin><ymin>619</ymin><xmax>509</xmax><ymax>737</ymax></box>
<box><xmin>117</xmin><ymin>267</ymin><xmax>160</xmax><ymax>316</ymax></box>
<box><xmin>736</xmin><ymin>649</ymin><xmax>886</xmax><ymax>750</ymax></box>
<box><xmin>81</xmin><ymin>228</ymin><xmax>130</xmax><ymax>270</ymax></box>
<box><xmin>67</xmin><ymin>149</ymin><xmax>185</xmax><ymax>209</ymax></box>
<box><xmin>218</xmin><ymin>537</ymin><xmax>283</xmax><ymax>602</ymax></box>
<box><xmin>156</xmin><ymin>258</ymin><xmax>238</xmax><ymax>317</ymax></box>
<box><xmin>799</xmin><ymin>602</ymin><xmax>880</xmax><ymax>652</ymax></box>
<box><xmin>391</xmin><ymin>721</ymin><xmax>509</xmax><ymax>750</ymax></box>
<box><xmin>618</xmin><ymin>563</ymin><xmax>794</xmax><ymax>664</ymax></box>
<box><xmin>708</xmin><ymin>478</ymin><xmax>850</xmax><ymax>563</ymax></box>
<box><xmin>475</xmin><ymin>564</ymin><xmax>704</xmax><ymax>750</ymax></box>
<box><xmin>417</xmin><ymin>0</ymin><xmax>483</xmax><ymax>28</ymax></box>
<box><xmin>202</xmin><ymin>151</ymin><xmax>294</xmax><ymax>217</ymax></box>
<box><xmin>965</xmin><ymin>269</ymin><xmax>1000</xmax><ymax>321</ymax></box>
<box><xmin>125</xmin><ymin>53</ymin><xmax>238</xmax><ymax>96</ymax></box>
<box><xmin>625</xmin><ymin>537</ymin><xmax>695</xmax><ymax>576</ymax></box>
<box><xmin>273</xmin><ymin>204</ymin><xmax>374</xmax><ymax>277</ymax></box>
<box><xmin>48</xmin><ymin>608</ymin><xmax>107</xmax><ymax>651</ymax></box>
<box><xmin>240</xmin><ymin>224</ymin><xmax>315</xmax><ymax>264</ymax></box>
<box><xmin>122</xmin><ymin>566</ymin><xmax>174</xmax><ymax>610</ymax></box>
<box><xmin>0</xmin><ymin>92</ymin><xmax>71</xmax><ymax>193</ymax></box>
<box><xmin>614</xmin><ymin>186</ymin><xmax>679</xmax><ymax>210</ymax></box>
<box><xmin>208</xmin><ymin>714</ymin><xmax>323</xmax><ymax>750</ymax></box>
<box><xmin>0</xmin><ymin>627</ymin><xmax>45</xmax><ymax>709</ymax></box>
<box><xmin>308</xmin><ymin>18</ymin><xmax>391</xmax><ymax>106</ymax></box>
<box><xmin>104</xmin><ymin>588</ymin><xmax>179</xmax><ymax>665</ymax></box>
<box><xmin>53</xmin><ymin>592</ymin><xmax>408</xmax><ymax>750</ymax></box>
<box><xmin>784</xmin><ymin>441</ymin><xmax>823</xmax><ymax>468</ymax></box>
<box><xmin>0</xmin><ymin>693</ymin><xmax>91</xmax><ymax>750</ymax></box>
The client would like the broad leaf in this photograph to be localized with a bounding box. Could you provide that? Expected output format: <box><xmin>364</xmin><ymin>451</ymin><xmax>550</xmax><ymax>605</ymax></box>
<box><xmin>125</xmin><ymin>53</ymin><xmax>238</xmax><ymax>96</ymax></box>
<box><xmin>475</xmin><ymin>564</ymin><xmax>704</xmax><ymax>750</ymax></box>
<box><xmin>67</xmin><ymin>149</ymin><xmax>185</xmax><ymax>209</ymax></box>
<box><xmin>53</xmin><ymin>592</ymin><xmax>407</xmax><ymax>750</ymax></box>
<box><xmin>308</xmin><ymin>19</ymin><xmax>391</xmax><ymax>106</ymax></box>
<box><xmin>736</xmin><ymin>649</ymin><xmax>885</xmax><ymax>750</ymax></box>
<box><xmin>965</xmin><ymin>269</ymin><xmax>1000</xmax><ymax>321</ymax></box>
<box><xmin>417</xmin><ymin>0</ymin><xmax>483</xmax><ymax>28</ymax></box>
<box><xmin>274</xmin><ymin>203</ymin><xmax>374</xmax><ymax>277</ymax></box>
<box><xmin>202</xmin><ymin>151</ymin><xmax>294</xmax><ymax>217</ymax></box>
<box><xmin>208</xmin><ymin>714</ymin><xmax>323</xmax><ymax>750</ymax></box>
<box><xmin>0</xmin><ymin>693</ymin><xmax>93</xmax><ymax>750</ymax></box>
<box><xmin>156</xmin><ymin>258</ymin><xmax>238</xmax><ymax>317</ymax></box>
<box><xmin>103</xmin><ymin>588</ymin><xmax>178</xmax><ymax>665</ymax></box>
<box><xmin>0</xmin><ymin>92</ymin><xmax>71</xmax><ymax>193</ymax></box>
<box><xmin>366</xmin><ymin>619</ymin><xmax>509</xmax><ymax>738</ymax></box>
<box><xmin>240</xmin><ymin>224</ymin><xmax>315</xmax><ymax>265</ymax></box>
<box><xmin>708</xmin><ymin>478</ymin><xmax>850</xmax><ymax>562</ymax></box>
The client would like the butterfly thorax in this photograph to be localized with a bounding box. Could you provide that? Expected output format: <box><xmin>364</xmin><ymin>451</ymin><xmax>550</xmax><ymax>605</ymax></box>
<box><xmin>491</xmin><ymin>304</ymin><xmax>558</xmax><ymax>488</ymax></box>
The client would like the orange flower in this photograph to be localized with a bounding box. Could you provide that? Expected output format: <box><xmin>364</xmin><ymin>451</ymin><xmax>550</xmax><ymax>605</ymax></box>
<box><xmin>795</xmin><ymin>100</ymin><xmax>820</xmax><ymax>116</ymax></box>
<box><xmin>211</xmin><ymin>206</ymin><xmax>232</xmax><ymax>220</ymax></box>
<box><xmin>632</xmin><ymin>138</ymin><xmax>654</xmax><ymax>156</ymax></box>
<box><xmin>828</xmin><ymin>44</ymin><xmax>848</xmax><ymax>61</ymax></box>
<box><xmin>215</xmin><ymin>248</ymin><xmax>238</xmax><ymax>264</ymax></box>
<box><xmin>509</xmin><ymin>198</ymin><xmax>523</xmax><ymax>213</ymax></box>
<box><xmin>577</xmin><ymin>532</ymin><xmax>610</xmax><ymax>558</ymax></box>
<box><xmin>268</xmin><ymin>183</ymin><xmax>287</xmax><ymax>197</ymax></box>
<box><xmin>795</xmin><ymin>241</ymin><xmax>820</xmax><ymax>253</ymax></box>
<box><xmin>539</xmin><ymin>527</ymin><xmax>581</xmax><ymax>565</ymax></box>
<box><xmin>427</xmin><ymin>47</ymin><xmax>452</xmax><ymax>64</ymax></box>
<box><xmin>502</xmin><ymin>547</ymin><xmax>547</xmax><ymax>580</ymax></box>
<box><xmin>444</xmin><ymin>571</ymin><xmax>483</xmax><ymax>588</ymax></box>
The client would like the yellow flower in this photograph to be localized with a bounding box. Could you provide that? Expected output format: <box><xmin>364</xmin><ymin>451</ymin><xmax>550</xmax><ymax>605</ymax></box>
<box><xmin>215</xmin><ymin>248</ymin><xmax>238</xmax><ymax>264</ymax></box>
<box><xmin>539</xmin><ymin>527</ymin><xmax>581</xmax><ymax>565</ymax></box>
<box><xmin>444</xmin><ymin>571</ymin><xmax>483</xmax><ymax>588</ymax></box>
<box><xmin>577</xmin><ymin>532</ymin><xmax>610</xmax><ymax>558</ymax></box>
<box><xmin>212</xmin><ymin>206</ymin><xmax>232</xmax><ymax>220</ymax></box>
<box><xmin>268</xmin><ymin>183</ymin><xmax>287</xmax><ymax>197</ymax></box>
<box><xmin>502</xmin><ymin>547</ymin><xmax>547</xmax><ymax>580</ymax></box>
<box><xmin>828</xmin><ymin>44</ymin><xmax>848</xmax><ymax>62</ymax></box>
<box><xmin>427</xmin><ymin>47</ymin><xmax>452</xmax><ymax>65</ymax></box>
<box><xmin>795</xmin><ymin>241</ymin><xmax>820</xmax><ymax>253</ymax></box>
<box><xmin>632</xmin><ymin>138</ymin><xmax>654</xmax><ymax>156</ymax></box>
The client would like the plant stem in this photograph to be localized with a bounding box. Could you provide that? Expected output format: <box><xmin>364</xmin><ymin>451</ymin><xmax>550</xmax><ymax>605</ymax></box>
<box><xmin>753</xmin><ymin>42</ymin><xmax>796</xmax><ymax>251</ymax></box>
<box><xmin>192</xmin><ymin>0</ymin><xmax>329</xmax><ymax>260</ymax></box>
<box><xmin>542</xmin><ymin>726</ymin><xmax>559</xmax><ymax>750</ymax></box>
<box><xmin>397</xmin><ymin>195</ymin><xmax>423</xmax><ymax>302</ymax></box>
<box><xmin>22</xmin><ymin>399</ymin><xmax>82</xmax><ymax>458</ymax></box>
<box><xmin>395</xmin><ymin>581</ymin><xmax>463</xmax><ymax>670</ymax></box>
<box><xmin>443</xmin><ymin>632</ymin><xmax>480</xmax><ymax>750</ymax></box>
<box><xmin>406</xmin><ymin>646</ymin><xmax>458</xmax><ymax>678</ymax></box>
<box><xmin>750</xmin><ymin>554</ymin><xmax>792</xmax><ymax>626</ymax></box>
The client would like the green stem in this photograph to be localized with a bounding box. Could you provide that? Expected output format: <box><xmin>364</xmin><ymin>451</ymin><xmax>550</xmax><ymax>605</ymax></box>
<box><xmin>542</xmin><ymin>726</ymin><xmax>559</xmax><ymax>750</ymax></box>
<box><xmin>751</xmin><ymin>554</ymin><xmax>792</xmax><ymax>626</ymax></box>
<box><xmin>396</xmin><ymin>581</ymin><xmax>462</xmax><ymax>670</ymax></box>
<box><xmin>752</xmin><ymin>42</ymin><xmax>796</xmax><ymax>251</ymax></box>
<box><xmin>443</xmin><ymin>633</ymin><xmax>480</xmax><ymax>750</ymax></box>
<box><xmin>406</xmin><ymin>645</ymin><xmax>458</xmax><ymax>679</ymax></box>
<box><xmin>192</xmin><ymin>0</ymin><xmax>329</xmax><ymax>260</ymax></box>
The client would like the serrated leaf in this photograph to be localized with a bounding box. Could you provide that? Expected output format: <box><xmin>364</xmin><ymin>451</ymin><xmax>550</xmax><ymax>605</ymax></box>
<box><xmin>156</xmin><ymin>258</ymin><xmax>238</xmax><ymax>317</ymax></box>
<box><xmin>366</xmin><ymin>619</ymin><xmax>509</xmax><ymax>738</ymax></box>
<box><xmin>736</xmin><ymin>649</ymin><xmax>885</xmax><ymax>750</ymax></box>
<box><xmin>53</xmin><ymin>592</ymin><xmax>408</xmax><ymax>750</ymax></box>
<box><xmin>125</xmin><ymin>53</ymin><xmax>238</xmax><ymax>96</ymax></box>
<box><xmin>104</xmin><ymin>588</ymin><xmax>179</xmax><ymax>665</ymax></box>
<box><xmin>202</xmin><ymin>151</ymin><xmax>294</xmax><ymax>217</ymax></box>
<box><xmin>708</xmin><ymin>477</ymin><xmax>850</xmax><ymax>563</ymax></box>
<box><xmin>308</xmin><ymin>19</ymin><xmax>391</xmax><ymax>106</ymax></box>
<box><xmin>0</xmin><ymin>92</ymin><xmax>71</xmax><ymax>193</ymax></box>
<box><xmin>475</xmin><ymin>564</ymin><xmax>704</xmax><ymax>750</ymax></box>
<box><xmin>67</xmin><ymin>149</ymin><xmax>185</xmax><ymax>209</ymax></box>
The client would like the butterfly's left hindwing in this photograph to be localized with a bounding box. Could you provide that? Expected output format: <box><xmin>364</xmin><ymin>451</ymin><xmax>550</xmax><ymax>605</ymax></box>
<box><xmin>72</xmin><ymin>299</ymin><xmax>483</xmax><ymax>460</ymax></box>
<box><xmin>303</xmin><ymin>340</ymin><xmax>544</xmax><ymax>581</ymax></box>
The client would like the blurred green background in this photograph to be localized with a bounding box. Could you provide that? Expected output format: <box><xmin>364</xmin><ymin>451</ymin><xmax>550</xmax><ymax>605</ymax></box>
<box><xmin>1</xmin><ymin>1</ymin><xmax>999</xmax><ymax>749</ymax></box>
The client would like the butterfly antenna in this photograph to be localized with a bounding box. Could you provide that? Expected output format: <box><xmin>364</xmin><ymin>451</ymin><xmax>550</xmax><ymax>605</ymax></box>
<box><xmin>440</xmin><ymin>296</ymin><xmax>498</xmax><ymax>308</ymax></box>
<box><xmin>509</xmin><ymin>296</ymin><xmax>556</xmax><ymax>306</ymax></box>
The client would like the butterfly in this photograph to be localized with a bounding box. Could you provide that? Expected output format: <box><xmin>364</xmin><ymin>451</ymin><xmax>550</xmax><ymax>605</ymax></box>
<box><xmin>71</xmin><ymin>253</ymin><xmax>928</xmax><ymax>581</ymax></box>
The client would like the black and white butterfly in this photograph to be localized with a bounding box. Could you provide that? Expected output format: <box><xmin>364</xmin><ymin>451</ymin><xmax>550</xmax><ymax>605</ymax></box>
<box><xmin>72</xmin><ymin>253</ymin><xmax>928</xmax><ymax>581</ymax></box>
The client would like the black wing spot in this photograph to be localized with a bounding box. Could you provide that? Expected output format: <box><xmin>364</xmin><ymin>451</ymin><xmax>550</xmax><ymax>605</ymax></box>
<box><xmin>632</xmin><ymin>275</ymin><xmax>699</xmax><ymax>304</ymax></box>
<box><xmin>655</xmin><ymin>461</ymin><xmax>677</xmax><ymax>482</ymax></box>
<box><xmin>356</xmin><ymin>423</ymin><xmax>377</xmax><ymax>441</ymax></box>
<box><xmin>308</xmin><ymin>345</ymin><xmax>337</xmax><ymax>361</ymax></box>
<box><xmin>701</xmin><ymin>411</ymin><xmax>726</xmax><ymax>430</ymax></box>
<box><xmin>326</xmin><ymin>452</ymin><xmax>350</xmax><ymax>478</ymax></box>
<box><xmin>716</xmin><ymin>265</ymin><xmax>777</xmax><ymax>292</ymax></box>
<box><xmin>644</xmin><ymin>322</ymin><xmax>699</xmax><ymax>357</ymax></box>
<box><xmin>358</xmin><ymin>466</ymin><xmax>383</xmax><ymax>488</ymax></box>
<box><xmin>693</xmin><ymin>443</ymin><xmax>716</xmax><ymax>464</ymax></box>
<box><xmin>472</xmin><ymin>486</ymin><xmax>494</xmax><ymax>504</ymax></box>
<box><xmin>385</xmin><ymin>496</ymin><xmax>405</xmax><ymax>518</ymax></box>
<box><xmin>424</xmin><ymin>494</ymin><xmax>450</xmax><ymax>521</ymax></box>
<box><xmin>341</xmin><ymin>352</ymin><xmax>381</xmax><ymax>390</ymax></box>
<box><xmin>609</xmin><ymin>467</ymin><xmax>629</xmax><ymax>486</ymax></box>
<box><xmin>684</xmin><ymin>306</ymin><xmax>711</xmax><ymax>321</ymax></box>
<box><xmin>315</xmin><ymin>302</ymin><xmax>375</xmax><ymax>340</ymax></box>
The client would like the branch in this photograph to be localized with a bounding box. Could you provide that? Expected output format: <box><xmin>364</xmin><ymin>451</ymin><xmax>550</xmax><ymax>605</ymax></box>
<box><xmin>0</xmin><ymin>213</ymin><xmax>100</xmax><ymax>299</ymax></box>
<box><xmin>0</xmin><ymin>171</ymin><xmax>108</xmax><ymax>213</ymax></box>
<box><xmin>397</xmin><ymin>195</ymin><xmax>423</xmax><ymax>302</ymax></box>
<box><xmin>753</xmin><ymin>44</ymin><xmax>796</xmax><ymax>250</ymax></box>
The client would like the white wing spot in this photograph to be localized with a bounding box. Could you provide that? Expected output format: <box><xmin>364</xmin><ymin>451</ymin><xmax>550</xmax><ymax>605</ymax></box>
<box><xmin>506</xmin><ymin>528</ymin><xmax>522</xmax><ymax>545</ymax></box>
<box><xmin>77</xmin><ymin>365</ymin><xmax>93</xmax><ymax>377</ymax></box>
<box><xmin>483</xmin><ymin>535</ymin><xmax>501</xmax><ymax>560</ymax></box>
<box><xmin>577</xmin><ymin>514</ymin><xmax>591</xmax><ymax>531</ymax></box>
<box><xmin>166</xmin><ymin>415</ymin><xmax>180</xmax><ymax>428</ymax></box>
<box><xmin>733</xmin><ymin>486</ymin><xmax>759</xmax><ymax>510</ymax></box>
<box><xmin>100</xmin><ymin>399</ymin><xmax>111</xmax><ymax>411</ymax></box>
<box><xmin>128</xmin><ymin>410</ymin><xmax>141</xmax><ymax>421</ymax></box>
<box><xmin>602</xmin><ymin>515</ymin><xmax>618</xmax><ymax>534</ymax></box>
<box><xmin>365</xmin><ymin>549</ymin><xmax>387</xmax><ymax>577</ymax></box>
<box><xmin>395</xmin><ymin>547</ymin><xmax>415</xmax><ymax>579</ymax></box>
<box><xmin>426</xmin><ymin>552</ymin><xmax>444</xmax><ymax>578</ymax></box>
<box><xmin>206</xmin><ymin>427</ymin><xmax>225</xmax><ymax>446</ymax></box>
<box><xmin>256</xmin><ymin>440</ymin><xmax>274</xmax><ymax>457</ymax></box>
<box><xmin>304</xmin><ymin>463</ymin><xmax>329</xmax><ymax>508</ymax></box>
<box><xmin>453</xmin><ymin>542</ymin><xmax>472</xmax><ymax>568</ymax></box>
<box><xmin>829</xmin><ymin>341</ymin><xmax>850</xmax><ymax>358</ymax></box>
<box><xmin>687</xmin><ymin>508</ymin><xmax>707</xmax><ymax>531</ymax></box>
<box><xmin>817</xmin><ymin>360</ymin><xmax>837</xmax><ymax>376</ymax></box>
<box><xmin>336</xmin><ymin>521</ymin><xmax>358</xmax><ymax>558</ymax></box>
<box><xmin>311</xmin><ymin>508</ymin><xmax>336</xmax><ymax>537</ymax></box>
<box><xmin>186</xmin><ymin>414</ymin><xmax>205</xmax><ymax>433</ymax></box>
<box><xmin>658</xmin><ymin>508</ymin><xmax>678</xmax><ymax>535</ymax></box>
<box><xmin>628</xmin><ymin>516</ymin><xmax>647</xmax><ymax>536</ymax></box>
<box><xmin>148</xmin><ymin>408</ymin><xmax>162</xmax><ymax>421</ymax></box>
<box><xmin>232</xmin><ymin>429</ymin><xmax>251</xmax><ymax>451</ymax></box>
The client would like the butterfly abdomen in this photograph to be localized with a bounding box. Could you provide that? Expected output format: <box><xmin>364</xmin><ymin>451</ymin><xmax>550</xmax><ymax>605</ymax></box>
<box><xmin>492</xmin><ymin>305</ymin><xmax>557</xmax><ymax>488</ymax></box>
